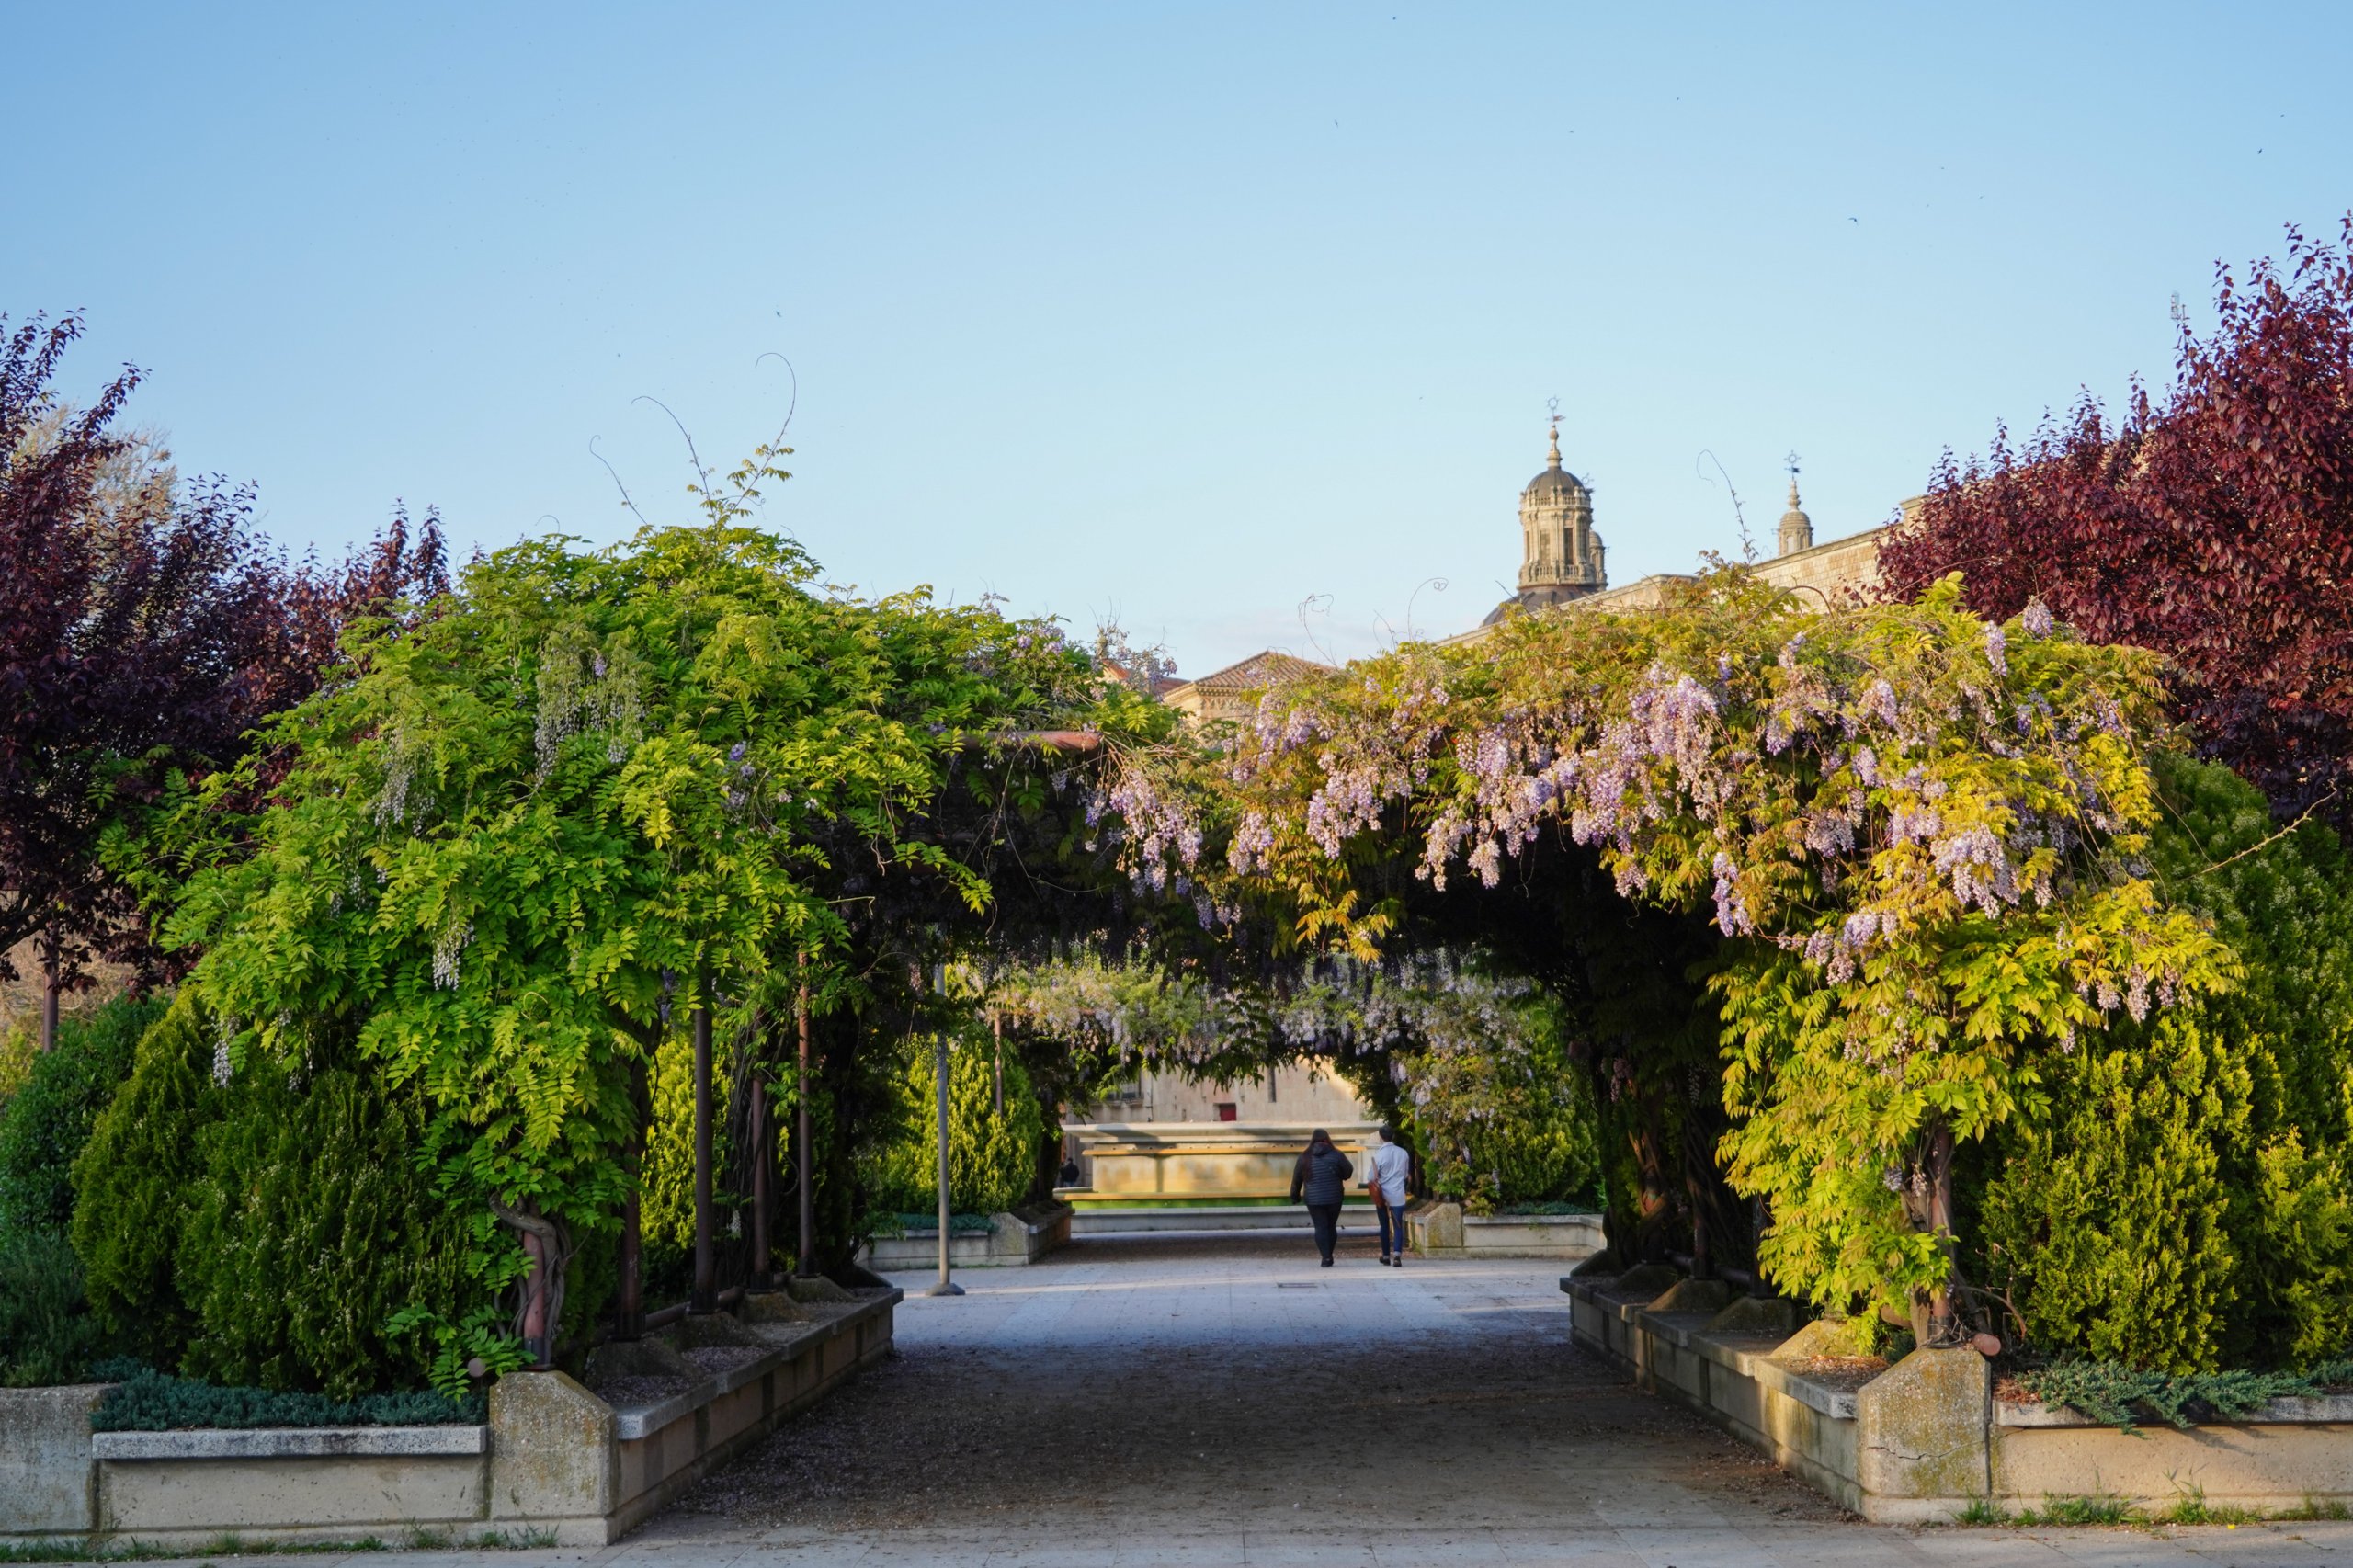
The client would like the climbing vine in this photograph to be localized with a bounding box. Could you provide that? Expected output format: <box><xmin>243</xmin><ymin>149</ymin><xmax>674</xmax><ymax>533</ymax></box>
<box><xmin>1100</xmin><ymin>571</ymin><xmax>2233</xmax><ymax>1329</ymax></box>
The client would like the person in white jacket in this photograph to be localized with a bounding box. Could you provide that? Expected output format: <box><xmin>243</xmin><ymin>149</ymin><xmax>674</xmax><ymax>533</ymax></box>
<box><xmin>1366</xmin><ymin>1125</ymin><xmax>1413</xmax><ymax>1266</ymax></box>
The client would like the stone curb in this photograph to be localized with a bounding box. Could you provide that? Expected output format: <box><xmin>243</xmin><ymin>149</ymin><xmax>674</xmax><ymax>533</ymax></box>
<box><xmin>92</xmin><ymin>1425</ymin><xmax>487</xmax><ymax>1460</ymax></box>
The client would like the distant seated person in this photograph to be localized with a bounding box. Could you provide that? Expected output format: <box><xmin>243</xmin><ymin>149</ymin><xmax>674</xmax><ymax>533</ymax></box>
<box><xmin>1057</xmin><ymin>1157</ymin><xmax>1083</xmax><ymax>1187</ymax></box>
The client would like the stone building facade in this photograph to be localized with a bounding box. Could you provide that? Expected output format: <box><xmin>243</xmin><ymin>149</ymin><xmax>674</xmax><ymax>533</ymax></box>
<box><xmin>1471</xmin><ymin>428</ymin><xmax>1907</xmax><ymax>631</ymax></box>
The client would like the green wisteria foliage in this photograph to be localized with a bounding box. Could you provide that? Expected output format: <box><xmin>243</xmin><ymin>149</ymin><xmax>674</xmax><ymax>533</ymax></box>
<box><xmin>138</xmin><ymin>499</ymin><xmax>1116</xmax><ymax>1330</ymax></box>
<box><xmin>1107</xmin><ymin>573</ymin><xmax>2235</xmax><ymax>1326</ymax></box>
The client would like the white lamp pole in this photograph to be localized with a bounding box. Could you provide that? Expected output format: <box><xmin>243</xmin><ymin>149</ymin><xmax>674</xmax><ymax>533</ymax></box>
<box><xmin>925</xmin><ymin>1027</ymin><xmax>963</xmax><ymax>1297</ymax></box>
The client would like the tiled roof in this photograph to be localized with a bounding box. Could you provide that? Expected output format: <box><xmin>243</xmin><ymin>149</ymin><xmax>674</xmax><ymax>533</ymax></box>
<box><xmin>1179</xmin><ymin>650</ymin><xmax>1326</xmax><ymax>691</ymax></box>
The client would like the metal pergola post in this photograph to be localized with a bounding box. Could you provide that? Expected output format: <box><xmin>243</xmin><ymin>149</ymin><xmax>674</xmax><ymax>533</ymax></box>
<box><xmin>689</xmin><ymin>971</ymin><xmax>716</xmax><ymax>1314</ymax></box>
<box><xmin>795</xmin><ymin>980</ymin><xmax>816</xmax><ymax>1278</ymax></box>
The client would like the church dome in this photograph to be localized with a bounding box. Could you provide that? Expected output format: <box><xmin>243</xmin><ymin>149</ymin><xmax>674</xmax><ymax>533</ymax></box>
<box><xmin>1524</xmin><ymin>426</ymin><xmax>1588</xmax><ymax>497</ymax></box>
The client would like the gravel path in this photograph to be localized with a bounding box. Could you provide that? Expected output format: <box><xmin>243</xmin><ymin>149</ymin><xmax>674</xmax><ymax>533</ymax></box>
<box><xmin>103</xmin><ymin>1233</ymin><xmax>2353</xmax><ymax>1563</ymax></box>
<box><xmin>654</xmin><ymin>1233</ymin><xmax>1840</xmax><ymax>1537</ymax></box>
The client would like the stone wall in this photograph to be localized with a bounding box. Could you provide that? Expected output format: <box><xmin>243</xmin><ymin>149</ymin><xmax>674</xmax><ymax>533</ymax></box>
<box><xmin>1406</xmin><ymin>1203</ymin><xmax>1604</xmax><ymax>1260</ymax></box>
<box><xmin>1</xmin><ymin>1289</ymin><xmax>898</xmax><ymax>1548</ymax></box>
<box><xmin>1566</xmin><ymin>1267</ymin><xmax>2353</xmax><ymax>1521</ymax></box>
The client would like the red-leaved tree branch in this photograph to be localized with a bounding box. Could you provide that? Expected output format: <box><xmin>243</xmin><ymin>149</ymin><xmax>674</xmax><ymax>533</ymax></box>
<box><xmin>0</xmin><ymin>312</ymin><xmax>449</xmax><ymax>1043</ymax></box>
<box><xmin>1880</xmin><ymin>218</ymin><xmax>2353</xmax><ymax>824</ymax></box>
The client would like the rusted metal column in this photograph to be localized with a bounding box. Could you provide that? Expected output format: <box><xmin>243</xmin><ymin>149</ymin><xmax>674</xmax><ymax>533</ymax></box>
<box><xmin>795</xmin><ymin>981</ymin><xmax>815</xmax><ymax>1278</ymax></box>
<box><xmin>690</xmin><ymin>973</ymin><xmax>716</xmax><ymax>1314</ymax></box>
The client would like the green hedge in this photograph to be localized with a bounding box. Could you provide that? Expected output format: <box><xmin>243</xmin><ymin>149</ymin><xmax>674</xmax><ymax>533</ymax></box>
<box><xmin>862</xmin><ymin>1035</ymin><xmax>1045</xmax><ymax>1218</ymax></box>
<box><xmin>0</xmin><ymin>1229</ymin><xmax>103</xmax><ymax>1386</ymax></box>
<box><xmin>1975</xmin><ymin>755</ymin><xmax>2353</xmax><ymax>1371</ymax></box>
<box><xmin>0</xmin><ymin>994</ymin><xmax>161</xmax><ymax>1238</ymax></box>
<box><xmin>73</xmin><ymin>994</ymin><xmax>491</xmax><ymax>1397</ymax></box>
<box><xmin>71</xmin><ymin>994</ymin><xmax>219</xmax><ymax>1364</ymax></box>
<box><xmin>90</xmin><ymin>1362</ymin><xmax>483</xmax><ymax>1430</ymax></box>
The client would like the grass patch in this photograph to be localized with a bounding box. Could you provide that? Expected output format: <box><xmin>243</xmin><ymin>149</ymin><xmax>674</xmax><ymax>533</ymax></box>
<box><xmin>2014</xmin><ymin>1491</ymin><xmax>2138</xmax><ymax>1526</ymax></box>
<box><xmin>1949</xmin><ymin>1485</ymin><xmax>2353</xmax><ymax>1529</ymax></box>
<box><xmin>2277</xmin><ymin>1496</ymin><xmax>2353</xmax><ymax>1521</ymax></box>
<box><xmin>2158</xmin><ymin>1486</ymin><xmax>2262</xmax><ymax>1526</ymax></box>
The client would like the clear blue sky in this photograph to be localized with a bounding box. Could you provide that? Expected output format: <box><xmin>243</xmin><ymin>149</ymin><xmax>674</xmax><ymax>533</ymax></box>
<box><xmin>8</xmin><ymin>3</ymin><xmax>2348</xmax><ymax>676</ymax></box>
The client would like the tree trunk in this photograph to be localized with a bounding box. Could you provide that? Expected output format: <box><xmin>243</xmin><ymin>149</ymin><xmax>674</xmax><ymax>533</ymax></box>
<box><xmin>494</xmin><ymin>1202</ymin><xmax>568</xmax><ymax>1367</ymax></box>
<box><xmin>617</xmin><ymin>1176</ymin><xmax>642</xmax><ymax>1341</ymax></box>
<box><xmin>1923</xmin><ymin>1117</ymin><xmax>1961</xmax><ymax>1345</ymax></box>
<box><xmin>1628</xmin><ymin>1119</ymin><xmax>1675</xmax><ymax>1264</ymax></box>
<box><xmin>39</xmin><ymin>944</ymin><xmax>59</xmax><ymax>1053</ymax></box>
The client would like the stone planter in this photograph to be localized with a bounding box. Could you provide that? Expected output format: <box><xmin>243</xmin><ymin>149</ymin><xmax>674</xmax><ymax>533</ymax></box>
<box><xmin>1407</xmin><ymin>1202</ymin><xmax>1604</xmax><ymax>1260</ymax></box>
<box><xmin>1564</xmin><ymin>1269</ymin><xmax>2353</xmax><ymax>1522</ymax></box>
<box><xmin>1</xmin><ymin>1287</ymin><xmax>899</xmax><ymax>1548</ymax></box>
<box><xmin>860</xmin><ymin>1200</ymin><xmax>1071</xmax><ymax>1269</ymax></box>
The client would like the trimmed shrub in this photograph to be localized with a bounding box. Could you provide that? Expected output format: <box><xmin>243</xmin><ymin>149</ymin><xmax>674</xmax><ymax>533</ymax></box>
<box><xmin>1975</xmin><ymin>756</ymin><xmax>2353</xmax><ymax>1369</ymax></box>
<box><xmin>73</xmin><ymin>995</ymin><xmax>488</xmax><ymax>1396</ymax></box>
<box><xmin>1980</xmin><ymin>1012</ymin><xmax>2250</xmax><ymax>1370</ymax></box>
<box><xmin>862</xmin><ymin>1035</ymin><xmax>1044</xmax><ymax>1218</ymax></box>
<box><xmin>0</xmin><ymin>1228</ymin><xmax>103</xmax><ymax>1385</ymax></box>
<box><xmin>174</xmin><ymin>1062</ymin><xmax>479</xmax><ymax>1400</ymax></box>
<box><xmin>71</xmin><ymin>994</ymin><xmax>219</xmax><ymax>1363</ymax></box>
<box><xmin>0</xmin><ymin>993</ymin><xmax>162</xmax><ymax>1237</ymax></box>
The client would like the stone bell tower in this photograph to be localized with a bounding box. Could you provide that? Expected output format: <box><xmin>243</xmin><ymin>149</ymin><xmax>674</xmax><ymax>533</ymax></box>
<box><xmin>1514</xmin><ymin>416</ymin><xmax>1606</xmax><ymax>608</ymax></box>
<box><xmin>1778</xmin><ymin>472</ymin><xmax>1814</xmax><ymax>557</ymax></box>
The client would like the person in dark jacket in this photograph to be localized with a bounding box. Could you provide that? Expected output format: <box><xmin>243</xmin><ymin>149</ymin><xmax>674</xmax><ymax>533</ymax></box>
<box><xmin>1290</xmin><ymin>1128</ymin><xmax>1356</xmax><ymax>1267</ymax></box>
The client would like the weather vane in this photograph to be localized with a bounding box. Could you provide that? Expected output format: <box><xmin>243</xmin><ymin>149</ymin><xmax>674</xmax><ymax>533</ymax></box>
<box><xmin>1784</xmin><ymin>449</ymin><xmax>1802</xmax><ymax>480</ymax></box>
<box><xmin>1547</xmin><ymin>395</ymin><xmax>1562</xmax><ymax>436</ymax></box>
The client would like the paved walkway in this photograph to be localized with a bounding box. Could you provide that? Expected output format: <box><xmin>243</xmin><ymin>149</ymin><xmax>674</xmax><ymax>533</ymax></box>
<box><xmin>136</xmin><ymin>1233</ymin><xmax>2353</xmax><ymax>1565</ymax></box>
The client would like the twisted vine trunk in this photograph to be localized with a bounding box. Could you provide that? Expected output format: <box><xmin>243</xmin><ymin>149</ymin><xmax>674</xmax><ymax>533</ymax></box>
<box><xmin>493</xmin><ymin>1201</ymin><xmax>570</xmax><ymax>1367</ymax></box>
<box><xmin>1904</xmin><ymin>1116</ymin><xmax>1962</xmax><ymax>1346</ymax></box>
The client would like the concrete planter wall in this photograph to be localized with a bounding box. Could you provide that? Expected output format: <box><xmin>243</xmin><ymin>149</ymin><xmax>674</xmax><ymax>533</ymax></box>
<box><xmin>860</xmin><ymin>1201</ymin><xmax>1071</xmax><ymax>1270</ymax></box>
<box><xmin>1407</xmin><ymin>1202</ymin><xmax>1604</xmax><ymax>1260</ymax></box>
<box><xmin>1565</xmin><ymin>1270</ymin><xmax>2353</xmax><ymax>1521</ymax></box>
<box><xmin>1</xmin><ymin>1288</ymin><xmax>898</xmax><ymax>1548</ymax></box>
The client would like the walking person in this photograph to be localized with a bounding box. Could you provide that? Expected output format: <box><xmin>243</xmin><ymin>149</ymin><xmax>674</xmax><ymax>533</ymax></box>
<box><xmin>1366</xmin><ymin>1125</ymin><xmax>1413</xmax><ymax>1266</ymax></box>
<box><xmin>1290</xmin><ymin>1127</ymin><xmax>1355</xmax><ymax>1267</ymax></box>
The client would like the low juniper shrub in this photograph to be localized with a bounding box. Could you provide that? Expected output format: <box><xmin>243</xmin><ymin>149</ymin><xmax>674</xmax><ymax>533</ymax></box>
<box><xmin>88</xmin><ymin>1360</ymin><xmax>484</xmax><ymax>1430</ymax></box>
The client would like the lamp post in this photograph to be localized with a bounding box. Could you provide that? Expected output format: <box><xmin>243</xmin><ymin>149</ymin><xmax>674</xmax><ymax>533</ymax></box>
<box><xmin>924</xmin><ymin>1026</ymin><xmax>962</xmax><ymax>1297</ymax></box>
